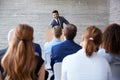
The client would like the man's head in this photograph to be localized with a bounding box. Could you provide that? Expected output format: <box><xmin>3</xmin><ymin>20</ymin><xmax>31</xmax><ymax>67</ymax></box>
<box><xmin>52</xmin><ymin>26</ymin><xmax>62</xmax><ymax>39</ymax></box>
<box><xmin>52</xmin><ymin>10</ymin><xmax>59</xmax><ymax>19</ymax></box>
<box><xmin>63</xmin><ymin>24</ymin><xmax>77</xmax><ymax>40</ymax></box>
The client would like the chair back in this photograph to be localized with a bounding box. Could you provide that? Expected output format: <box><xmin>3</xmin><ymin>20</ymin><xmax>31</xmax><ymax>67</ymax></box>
<box><xmin>110</xmin><ymin>62</ymin><xmax>120</xmax><ymax>80</ymax></box>
<box><xmin>45</xmin><ymin>52</ymin><xmax>51</xmax><ymax>69</ymax></box>
<box><xmin>54</xmin><ymin>63</ymin><xmax>62</xmax><ymax>80</ymax></box>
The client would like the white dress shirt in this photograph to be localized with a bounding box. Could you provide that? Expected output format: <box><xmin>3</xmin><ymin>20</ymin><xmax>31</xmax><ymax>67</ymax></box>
<box><xmin>61</xmin><ymin>49</ymin><xmax>112</xmax><ymax>80</ymax></box>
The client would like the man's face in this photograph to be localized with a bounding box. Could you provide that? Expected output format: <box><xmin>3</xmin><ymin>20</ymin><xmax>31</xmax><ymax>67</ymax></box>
<box><xmin>52</xmin><ymin>13</ymin><xmax>59</xmax><ymax>19</ymax></box>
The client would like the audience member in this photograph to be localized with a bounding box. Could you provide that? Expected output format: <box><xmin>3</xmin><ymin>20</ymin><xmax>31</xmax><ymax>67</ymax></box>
<box><xmin>0</xmin><ymin>29</ymin><xmax>14</xmax><ymax>80</ymax></box>
<box><xmin>1</xmin><ymin>24</ymin><xmax>45</xmax><ymax>80</ymax></box>
<box><xmin>0</xmin><ymin>30</ymin><xmax>42</xmax><ymax>60</ymax></box>
<box><xmin>50</xmin><ymin>10</ymin><xmax>69</xmax><ymax>28</ymax></box>
<box><xmin>44</xmin><ymin>26</ymin><xmax>62</xmax><ymax>69</ymax></box>
<box><xmin>44</xmin><ymin>26</ymin><xmax>62</xmax><ymax>54</ymax></box>
<box><xmin>61</xmin><ymin>26</ymin><xmax>112</xmax><ymax>80</ymax></box>
<box><xmin>0</xmin><ymin>29</ymin><xmax>14</xmax><ymax>63</ymax></box>
<box><xmin>98</xmin><ymin>23</ymin><xmax>120</xmax><ymax>80</ymax></box>
<box><xmin>50</xmin><ymin>24</ymin><xmax>82</xmax><ymax>80</ymax></box>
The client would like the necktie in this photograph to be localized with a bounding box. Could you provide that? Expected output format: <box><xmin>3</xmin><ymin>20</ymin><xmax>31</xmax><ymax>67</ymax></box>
<box><xmin>57</xmin><ymin>19</ymin><xmax>60</xmax><ymax>25</ymax></box>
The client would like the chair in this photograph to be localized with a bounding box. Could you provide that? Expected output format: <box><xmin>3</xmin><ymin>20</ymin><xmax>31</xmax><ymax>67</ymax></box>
<box><xmin>110</xmin><ymin>62</ymin><xmax>120</xmax><ymax>80</ymax></box>
<box><xmin>45</xmin><ymin>52</ymin><xmax>51</xmax><ymax>69</ymax></box>
<box><xmin>54</xmin><ymin>63</ymin><xmax>62</xmax><ymax>80</ymax></box>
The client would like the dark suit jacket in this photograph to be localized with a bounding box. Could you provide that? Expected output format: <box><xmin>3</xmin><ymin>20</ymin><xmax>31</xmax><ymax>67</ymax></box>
<box><xmin>51</xmin><ymin>16</ymin><xmax>69</xmax><ymax>28</ymax></box>
<box><xmin>0</xmin><ymin>48</ymin><xmax>7</xmax><ymax>61</ymax></box>
<box><xmin>50</xmin><ymin>40</ymin><xmax>82</xmax><ymax>71</ymax></box>
<box><xmin>34</xmin><ymin>43</ymin><xmax>42</xmax><ymax>57</ymax></box>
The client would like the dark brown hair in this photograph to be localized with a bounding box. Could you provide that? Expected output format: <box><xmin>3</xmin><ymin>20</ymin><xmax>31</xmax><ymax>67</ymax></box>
<box><xmin>102</xmin><ymin>23</ymin><xmax>120</xmax><ymax>54</ymax></box>
<box><xmin>83</xmin><ymin>26</ymin><xmax>102</xmax><ymax>57</ymax></box>
<box><xmin>52</xmin><ymin>10</ymin><xmax>59</xmax><ymax>14</ymax></box>
<box><xmin>64</xmin><ymin>24</ymin><xmax>77</xmax><ymax>40</ymax></box>
<box><xmin>53</xmin><ymin>26</ymin><xmax>62</xmax><ymax>38</ymax></box>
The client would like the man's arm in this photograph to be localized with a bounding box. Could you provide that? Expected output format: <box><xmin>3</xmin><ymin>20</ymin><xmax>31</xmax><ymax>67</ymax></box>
<box><xmin>38</xmin><ymin>63</ymin><xmax>45</xmax><ymax>80</ymax></box>
<box><xmin>50</xmin><ymin>20</ymin><xmax>56</xmax><ymax>28</ymax></box>
<box><xmin>62</xmin><ymin>17</ymin><xmax>69</xmax><ymax>24</ymax></box>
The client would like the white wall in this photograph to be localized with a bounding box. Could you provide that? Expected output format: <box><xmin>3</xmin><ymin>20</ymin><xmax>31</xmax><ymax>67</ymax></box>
<box><xmin>109</xmin><ymin>0</ymin><xmax>120</xmax><ymax>24</ymax></box>
<box><xmin>0</xmin><ymin>0</ymin><xmax>109</xmax><ymax>50</ymax></box>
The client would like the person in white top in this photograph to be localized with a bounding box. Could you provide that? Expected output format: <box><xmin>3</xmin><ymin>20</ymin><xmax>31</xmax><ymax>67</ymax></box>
<box><xmin>61</xmin><ymin>26</ymin><xmax>112</xmax><ymax>80</ymax></box>
<box><xmin>98</xmin><ymin>23</ymin><xmax>120</xmax><ymax>80</ymax></box>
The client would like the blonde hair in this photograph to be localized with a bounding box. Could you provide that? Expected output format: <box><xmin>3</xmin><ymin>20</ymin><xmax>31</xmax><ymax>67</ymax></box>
<box><xmin>53</xmin><ymin>26</ymin><xmax>62</xmax><ymax>38</ymax></box>
<box><xmin>83</xmin><ymin>26</ymin><xmax>102</xmax><ymax>57</ymax></box>
<box><xmin>1</xmin><ymin>24</ymin><xmax>37</xmax><ymax>80</ymax></box>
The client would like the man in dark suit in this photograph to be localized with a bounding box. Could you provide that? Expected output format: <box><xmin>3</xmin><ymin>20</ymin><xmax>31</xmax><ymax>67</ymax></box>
<box><xmin>51</xmin><ymin>10</ymin><xmax>69</xmax><ymax>28</ymax></box>
<box><xmin>50</xmin><ymin>24</ymin><xmax>82</xmax><ymax>80</ymax></box>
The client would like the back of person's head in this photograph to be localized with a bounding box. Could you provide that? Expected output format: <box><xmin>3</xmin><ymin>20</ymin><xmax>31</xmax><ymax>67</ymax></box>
<box><xmin>53</xmin><ymin>26</ymin><xmax>62</xmax><ymax>38</ymax></box>
<box><xmin>64</xmin><ymin>24</ymin><xmax>77</xmax><ymax>40</ymax></box>
<box><xmin>7</xmin><ymin>29</ymin><xmax>15</xmax><ymax>44</ymax></box>
<box><xmin>82</xmin><ymin>26</ymin><xmax>102</xmax><ymax>57</ymax></box>
<box><xmin>1</xmin><ymin>24</ymin><xmax>37</xmax><ymax>80</ymax></box>
<box><xmin>15</xmin><ymin>24</ymin><xmax>33</xmax><ymax>42</ymax></box>
<box><xmin>52</xmin><ymin>10</ymin><xmax>59</xmax><ymax>14</ymax></box>
<box><xmin>102</xmin><ymin>23</ymin><xmax>120</xmax><ymax>54</ymax></box>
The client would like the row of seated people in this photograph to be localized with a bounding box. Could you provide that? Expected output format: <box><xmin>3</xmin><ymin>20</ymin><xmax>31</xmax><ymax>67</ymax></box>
<box><xmin>44</xmin><ymin>23</ymin><xmax>120</xmax><ymax>80</ymax></box>
<box><xmin>0</xmin><ymin>23</ymin><xmax>120</xmax><ymax>80</ymax></box>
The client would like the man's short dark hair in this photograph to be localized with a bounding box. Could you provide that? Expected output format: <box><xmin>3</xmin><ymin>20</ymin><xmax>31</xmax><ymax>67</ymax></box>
<box><xmin>52</xmin><ymin>10</ymin><xmax>59</xmax><ymax>14</ymax></box>
<box><xmin>64</xmin><ymin>24</ymin><xmax>77</xmax><ymax>40</ymax></box>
